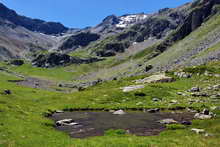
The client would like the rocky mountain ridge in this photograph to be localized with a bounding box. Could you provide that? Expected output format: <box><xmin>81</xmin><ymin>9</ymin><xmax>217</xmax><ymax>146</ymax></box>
<box><xmin>0</xmin><ymin>3</ymin><xmax>68</xmax><ymax>35</ymax></box>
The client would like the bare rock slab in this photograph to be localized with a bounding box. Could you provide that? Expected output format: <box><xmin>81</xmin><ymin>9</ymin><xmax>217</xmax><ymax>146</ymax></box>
<box><xmin>121</xmin><ymin>85</ymin><xmax>145</xmax><ymax>92</ymax></box>
<box><xmin>135</xmin><ymin>74</ymin><xmax>174</xmax><ymax>84</ymax></box>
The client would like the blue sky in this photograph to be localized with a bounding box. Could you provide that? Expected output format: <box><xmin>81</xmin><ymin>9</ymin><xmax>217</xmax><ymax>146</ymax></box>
<box><xmin>0</xmin><ymin>0</ymin><xmax>192</xmax><ymax>28</ymax></box>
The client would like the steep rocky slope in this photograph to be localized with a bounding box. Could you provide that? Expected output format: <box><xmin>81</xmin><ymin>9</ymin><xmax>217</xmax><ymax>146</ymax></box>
<box><xmin>58</xmin><ymin>13</ymin><xmax>150</xmax><ymax>52</ymax></box>
<box><xmin>1</xmin><ymin>0</ymin><xmax>220</xmax><ymax>80</ymax></box>
<box><xmin>0</xmin><ymin>22</ymin><xmax>57</xmax><ymax>60</ymax></box>
<box><xmin>0</xmin><ymin>3</ymin><xmax>68</xmax><ymax>35</ymax></box>
<box><xmin>83</xmin><ymin>3</ymin><xmax>191</xmax><ymax>57</ymax></box>
<box><xmin>139</xmin><ymin>0</ymin><xmax>220</xmax><ymax>72</ymax></box>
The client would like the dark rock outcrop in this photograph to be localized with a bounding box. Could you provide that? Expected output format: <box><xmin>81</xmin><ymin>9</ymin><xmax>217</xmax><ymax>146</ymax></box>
<box><xmin>93</xmin><ymin>4</ymin><xmax>188</xmax><ymax>57</ymax></box>
<box><xmin>60</xmin><ymin>32</ymin><xmax>100</xmax><ymax>50</ymax></box>
<box><xmin>96</xmin><ymin>41</ymin><xmax>130</xmax><ymax>57</ymax></box>
<box><xmin>10</xmin><ymin>59</ymin><xmax>24</xmax><ymax>66</ymax></box>
<box><xmin>32</xmin><ymin>53</ymin><xmax>103</xmax><ymax>68</ymax></box>
<box><xmin>100</xmin><ymin>15</ymin><xmax>120</xmax><ymax>26</ymax></box>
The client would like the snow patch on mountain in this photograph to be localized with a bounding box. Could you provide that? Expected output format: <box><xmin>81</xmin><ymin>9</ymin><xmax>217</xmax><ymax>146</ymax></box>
<box><xmin>116</xmin><ymin>14</ymin><xmax>149</xmax><ymax>28</ymax></box>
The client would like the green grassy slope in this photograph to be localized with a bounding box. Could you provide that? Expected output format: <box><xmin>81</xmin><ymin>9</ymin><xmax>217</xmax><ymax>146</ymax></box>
<box><xmin>143</xmin><ymin>13</ymin><xmax>220</xmax><ymax>70</ymax></box>
<box><xmin>0</xmin><ymin>62</ymin><xmax>220</xmax><ymax>146</ymax></box>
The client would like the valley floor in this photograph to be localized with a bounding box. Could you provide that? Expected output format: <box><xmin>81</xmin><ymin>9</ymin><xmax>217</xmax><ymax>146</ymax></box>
<box><xmin>0</xmin><ymin>61</ymin><xmax>220</xmax><ymax>147</ymax></box>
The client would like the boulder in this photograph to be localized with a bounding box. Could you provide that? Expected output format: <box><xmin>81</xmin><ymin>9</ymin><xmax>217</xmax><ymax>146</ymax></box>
<box><xmin>135</xmin><ymin>74</ymin><xmax>174</xmax><ymax>84</ymax></box>
<box><xmin>145</xmin><ymin>65</ymin><xmax>153</xmax><ymax>72</ymax></box>
<box><xmin>56</xmin><ymin>119</ymin><xmax>79</xmax><ymax>126</ymax></box>
<box><xmin>55</xmin><ymin>110</ymin><xmax>64</xmax><ymax>113</ymax></box>
<box><xmin>181</xmin><ymin>121</ymin><xmax>192</xmax><ymax>125</ymax></box>
<box><xmin>202</xmin><ymin>109</ymin><xmax>210</xmax><ymax>115</ymax></box>
<box><xmin>113</xmin><ymin>110</ymin><xmax>126</xmax><ymax>115</ymax></box>
<box><xmin>152</xmin><ymin>98</ymin><xmax>162</xmax><ymax>102</ymax></box>
<box><xmin>194</xmin><ymin>109</ymin><xmax>215</xmax><ymax>120</ymax></box>
<box><xmin>3</xmin><ymin>89</ymin><xmax>11</xmax><ymax>95</ymax></box>
<box><xmin>191</xmin><ymin>128</ymin><xmax>205</xmax><ymax>134</ymax></box>
<box><xmin>213</xmin><ymin>84</ymin><xmax>220</xmax><ymax>90</ymax></box>
<box><xmin>177</xmin><ymin>92</ymin><xmax>187</xmax><ymax>96</ymax></box>
<box><xmin>121</xmin><ymin>85</ymin><xmax>145</xmax><ymax>92</ymax></box>
<box><xmin>10</xmin><ymin>59</ymin><xmax>24</xmax><ymax>66</ymax></box>
<box><xmin>158</xmin><ymin>119</ymin><xmax>178</xmax><ymax>124</ymax></box>
<box><xmin>188</xmin><ymin>87</ymin><xmax>200</xmax><ymax>92</ymax></box>
<box><xmin>194</xmin><ymin>113</ymin><xmax>212</xmax><ymax>120</ymax></box>
<box><xmin>187</xmin><ymin>108</ymin><xmax>198</xmax><ymax>113</ymax></box>
<box><xmin>191</xmin><ymin>92</ymin><xmax>209</xmax><ymax>97</ymax></box>
<box><xmin>147</xmin><ymin>108</ymin><xmax>160</xmax><ymax>113</ymax></box>
<box><xmin>174</xmin><ymin>72</ymin><xmax>192</xmax><ymax>78</ymax></box>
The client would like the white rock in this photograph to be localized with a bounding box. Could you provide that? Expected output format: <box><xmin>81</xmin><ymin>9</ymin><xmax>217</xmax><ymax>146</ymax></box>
<box><xmin>135</xmin><ymin>74</ymin><xmax>174</xmax><ymax>84</ymax></box>
<box><xmin>158</xmin><ymin>119</ymin><xmax>178</xmax><ymax>124</ymax></box>
<box><xmin>191</xmin><ymin>128</ymin><xmax>205</xmax><ymax>134</ymax></box>
<box><xmin>194</xmin><ymin>113</ymin><xmax>212</xmax><ymax>120</ymax></box>
<box><xmin>121</xmin><ymin>85</ymin><xmax>145</xmax><ymax>92</ymax></box>
<box><xmin>56</xmin><ymin>119</ymin><xmax>79</xmax><ymax>126</ymax></box>
<box><xmin>113</xmin><ymin>110</ymin><xmax>126</xmax><ymax>115</ymax></box>
<box><xmin>55</xmin><ymin>110</ymin><xmax>64</xmax><ymax>113</ymax></box>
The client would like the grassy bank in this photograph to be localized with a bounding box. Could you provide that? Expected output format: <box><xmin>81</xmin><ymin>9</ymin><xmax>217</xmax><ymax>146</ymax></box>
<box><xmin>0</xmin><ymin>61</ymin><xmax>220</xmax><ymax>146</ymax></box>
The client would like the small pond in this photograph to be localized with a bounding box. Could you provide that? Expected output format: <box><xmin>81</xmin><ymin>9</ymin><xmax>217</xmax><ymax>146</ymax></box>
<box><xmin>50</xmin><ymin>111</ymin><xmax>194</xmax><ymax>138</ymax></box>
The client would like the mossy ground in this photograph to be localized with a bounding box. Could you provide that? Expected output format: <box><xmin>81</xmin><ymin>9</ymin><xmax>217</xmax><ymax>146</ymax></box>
<box><xmin>0</xmin><ymin>61</ymin><xmax>220</xmax><ymax>147</ymax></box>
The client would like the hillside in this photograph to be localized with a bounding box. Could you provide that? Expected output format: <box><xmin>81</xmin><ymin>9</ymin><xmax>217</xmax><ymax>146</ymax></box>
<box><xmin>0</xmin><ymin>0</ymin><xmax>220</xmax><ymax>146</ymax></box>
<box><xmin>0</xmin><ymin>3</ymin><xmax>68</xmax><ymax>35</ymax></box>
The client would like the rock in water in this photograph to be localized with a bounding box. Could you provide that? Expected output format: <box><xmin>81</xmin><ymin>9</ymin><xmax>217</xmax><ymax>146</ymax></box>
<box><xmin>113</xmin><ymin>110</ymin><xmax>126</xmax><ymax>115</ymax></box>
<box><xmin>56</xmin><ymin>119</ymin><xmax>79</xmax><ymax>126</ymax></box>
<box><xmin>194</xmin><ymin>109</ymin><xmax>214</xmax><ymax>120</ymax></box>
<box><xmin>194</xmin><ymin>113</ymin><xmax>212</xmax><ymax>120</ymax></box>
<box><xmin>158</xmin><ymin>119</ymin><xmax>178</xmax><ymax>124</ymax></box>
<box><xmin>147</xmin><ymin>108</ymin><xmax>160</xmax><ymax>113</ymax></box>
